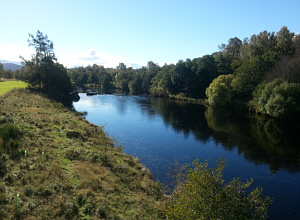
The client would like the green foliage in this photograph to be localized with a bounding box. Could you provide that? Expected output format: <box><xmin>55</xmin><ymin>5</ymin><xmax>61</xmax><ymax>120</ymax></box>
<box><xmin>115</xmin><ymin>72</ymin><xmax>131</xmax><ymax>92</ymax></box>
<box><xmin>100</xmin><ymin>72</ymin><xmax>114</xmax><ymax>93</ymax></box>
<box><xmin>151</xmin><ymin>64</ymin><xmax>174</xmax><ymax>95</ymax></box>
<box><xmin>231</xmin><ymin>52</ymin><xmax>278</xmax><ymax>99</ymax></box>
<box><xmin>64</xmin><ymin>26</ymin><xmax>298</xmax><ymax>120</ymax></box>
<box><xmin>213</xmin><ymin>53</ymin><xmax>234</xmax><ymax>75</ymax></box>
<box><xmin>21</xmin><ymin>31</ymin><xmax>73</xmax><ymax>98</ymax></box>
<box><xmin>239</xmin><ymin>31</ymin><xmax>277</xmax><ymax>60</ymax></box>
<box><xmin>222</xmin><ymin>37</ymin><xmax>243</xmax><ymax>57</ymax></box>
<box><xmin>0</xmin><ymin>63</ymin><xmax>4</xmax><ymax>77</ymax></box>
<box><xmin>251</xmin><ymin>79</ymin><xmax>300</xmax><ymax>118</ymax></box>
<box><xmin>206</xmin><ymin>74</ymin><xmax>234</xmax><ymax>106</ymax></box>
<box><xmin>87</xmin><ymin>72</ymin><xmax>98</xmax><ymax>84</ymax></box>
<box><xmin>276</xmin><ymin>26</ymin><xmax>295</xmax><ymax>56</ymax></box>
<box><xmin>150</xmin><ymin>86</ymin><xmax>168</xmax><ymax>97</ymax></box>
<box><xmin>129</xmin><ymin>73</ymin><xmax>144</xmax><ymax>94</ymax></box>
<box><xmin>191</xmin><ymin>55</ymin><xmax>218</xmax><ymax>98</ymax></box>
<box><xmin>166</xmin><ymin>158</ymin><xmax>272</xmax><ymax>220</ymax></box>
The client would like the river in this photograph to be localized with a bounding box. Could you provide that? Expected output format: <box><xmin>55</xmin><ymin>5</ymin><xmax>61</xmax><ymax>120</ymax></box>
<box><xmin>73</xmin><ymin>93</ymin><xmax>300</xmax><ymax>220</ymax></box>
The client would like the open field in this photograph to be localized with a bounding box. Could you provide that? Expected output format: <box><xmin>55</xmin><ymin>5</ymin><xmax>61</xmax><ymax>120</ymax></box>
<box><xmin>0</xmin><ymin>80</ymin><xmax>28</xmax><ymax>96</ymax></box>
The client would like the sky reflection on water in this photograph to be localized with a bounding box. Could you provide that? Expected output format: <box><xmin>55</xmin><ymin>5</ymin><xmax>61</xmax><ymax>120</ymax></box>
<box><xmin>74</xmin><ymin>93</ymin><xmax>300</xmax><ymax>220</ymax></box>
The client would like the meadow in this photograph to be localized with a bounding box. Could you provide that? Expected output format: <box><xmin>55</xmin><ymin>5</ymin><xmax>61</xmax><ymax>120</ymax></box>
<box><xmin>0</xmin><ymin>80</ymin><xmax>28</xmax><ymax>96</ymax></box>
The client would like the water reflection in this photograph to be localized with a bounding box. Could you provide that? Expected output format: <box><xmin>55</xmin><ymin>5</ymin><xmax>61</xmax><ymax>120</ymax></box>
<box><xmin>149</xmin><ymin>98</ymin><xmax>212</xmax><ymax>141</ymax></box>
<box><xmin>74</xmin><ymin>94</ymin><xmax>300</xmax><ymax>220</ymax></box>
<box><xmin>147</xmin><ymin>98</ymin><xmax>300</xmax><ymax>174</ymax></box>
<box><xmin>206</xmin><ymin>107</ymin><xmax>300</xmax><ymax>173</ymax></box>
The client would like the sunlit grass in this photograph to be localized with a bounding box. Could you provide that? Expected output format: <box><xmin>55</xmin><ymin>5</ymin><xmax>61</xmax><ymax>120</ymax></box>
<box><xmin>0</xmin><ymin>80</ymin><xmax>28</xmax><ymax>96</ymax></box>
<box><xmin>0</xmin><ymin>89</ymin><xmax>165</xmax><ymax>219</ymax></box>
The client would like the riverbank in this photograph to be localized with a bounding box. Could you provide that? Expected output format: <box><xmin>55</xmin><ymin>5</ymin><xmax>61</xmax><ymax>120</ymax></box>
<box><xmin>0</xmin><ymin>89</ymin><xmax>165</xmax><ymax>219</ymax></box>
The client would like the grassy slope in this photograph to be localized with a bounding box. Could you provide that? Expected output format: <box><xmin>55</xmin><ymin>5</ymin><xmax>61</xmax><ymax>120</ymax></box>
<box><xmin>0</xmin><ymin>80</ymin><xmax>28</xmax><ymax>96</ymax></box>
<box><xmin>0</xmin><ymin>89</ymin><xmax>165</xmax><ymax>219</ymax></box>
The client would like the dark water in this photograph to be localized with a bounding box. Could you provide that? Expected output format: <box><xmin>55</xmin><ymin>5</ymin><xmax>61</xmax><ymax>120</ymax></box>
<box><xmin>73</xmin><ymin>94</ymin><xmax>300</xmax><ymax>220</ymax></box>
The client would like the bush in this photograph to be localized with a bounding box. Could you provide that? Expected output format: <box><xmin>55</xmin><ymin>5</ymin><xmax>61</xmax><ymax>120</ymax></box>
<box><xmin>206</xmin><ymin>74</ymin><xmax>234</xmax><ymax>106</ymax></box>
<box><xmin>150</xmin><ymin>86</ymin><xmax>168</xmax><ymax>97</ymax></box>
<box><xmin>251</xmin><ymin>79</ymin><xmax>300</xmax><ymax>118</ymax></box>
<box><xmin>166</xmin><ymin>158</ymin><xmax>272</xmax><ymax>220</ymax></box>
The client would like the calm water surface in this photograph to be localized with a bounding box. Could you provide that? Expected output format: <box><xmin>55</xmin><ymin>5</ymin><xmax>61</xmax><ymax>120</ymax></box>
<box><xmin>73</xmin><ymin>93</ymin><xmax>300</xmax><ymax>220</ymax></box>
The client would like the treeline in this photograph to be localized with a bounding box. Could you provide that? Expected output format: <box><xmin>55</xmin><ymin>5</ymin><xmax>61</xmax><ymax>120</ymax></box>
<box><xmin>68</xmin><ymin>54</ymin><xmax>227</xmax><ymax>99</ymax></box>
<box><xmin>0</xmin><ymin>63</ymin><xmax>28</xmax><ymax>80</ymax></box>
<box><xmin>68</xmin><ymin>26</ymin><xmax>300</xmax><ymax>118</ymax></box>
<box><xmin>0</xmin><ymin>64</ymin><xmax>17</xmax><ymax>79</ymax></box>
<box><xmin>4</xmin><ymin>27</ymin><xmax>300</xmax><ymax>118</ymax></box>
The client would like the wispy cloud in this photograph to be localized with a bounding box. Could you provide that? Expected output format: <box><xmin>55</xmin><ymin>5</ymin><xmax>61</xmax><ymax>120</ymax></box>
<box><xmin>0</xmin><ymin>44</ymin><xmax>144</xmax><ymax>69</ymax></box>
<box><xmin>60</xmin><ymin>49</ymin><xmax>144</xmax><ymax>69</ymax></box>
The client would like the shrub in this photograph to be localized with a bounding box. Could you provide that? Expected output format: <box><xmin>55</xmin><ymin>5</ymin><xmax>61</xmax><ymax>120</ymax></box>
<box><xmin>166</xmin><ymin>158</ymin><xmax>272</xmax><ymax>220</ymax></box>
<box><xmin>150</xmin><ymin>86</ymin><xmax>168</xmax><ymax>97</ymax></box>
<box><xmin>251</xmin><ymin>78</ymin><xmax>300</xmax><ymax>118</ymax></box>
<box><xmin>206</xmin><ymin>74</ymin><xmax>234</xmax><ymax>106</ymax></box>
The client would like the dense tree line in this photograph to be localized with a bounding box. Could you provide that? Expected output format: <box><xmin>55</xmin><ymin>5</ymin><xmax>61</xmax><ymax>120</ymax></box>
<box><xmin>207</xmin><ymin>26</ymin><xmax>300</xmax><ymax>118</ymax></box>
<box><xmin>0</xmin><ymin>63</ymin><xmax>15</xmax><ymax>79</ymax></box>
<box><xmin>3</xmin><ymin>27</ymin><xmax>299</xmax><ymax>118</ymax></box>
<box><xmin>68</xmin><ymin>26</ymin><xmax>299</xmax><ymax>118</ymax></box>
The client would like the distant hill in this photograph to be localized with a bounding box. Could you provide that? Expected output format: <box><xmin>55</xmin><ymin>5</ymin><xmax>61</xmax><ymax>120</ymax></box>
<box><xmin>2</xmin><ymin>63</ymin><xmax>22</xmax><ymax>71</ymax></box>
<box><xmin>0</xmin><ymin>60</ymin><xmax>23</xmax><ymax>71</ymax></box>
<box><xmin>69</xmin><ymin>65</ymin><xmax>83</xmax><ymax>69</ymax></box>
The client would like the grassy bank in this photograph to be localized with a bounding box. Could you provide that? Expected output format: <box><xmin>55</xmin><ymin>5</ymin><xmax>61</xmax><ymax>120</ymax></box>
<box><xmin>0</xmin><ymin>80</ymin><xmax>28</xmax><ymax>96</ymax></box>
<box><xmin>0</xmin><ymin>89</ymin><xmax>165</xmax><ymax>219</ymax></box>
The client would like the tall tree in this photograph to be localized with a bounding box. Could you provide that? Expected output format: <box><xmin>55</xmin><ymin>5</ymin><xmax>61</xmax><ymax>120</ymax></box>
<box><xmin>117</xmin><ymin>63</ymin><xmax>127</xmax><ymax>72</ymax></box>
<box><xmin>142</xmin><ymin>61</ymin><xmax>160</xmax><ymax>93</ymax></box>
<box><xmin>191</xmin><ymin>55</ymin><xmax>218</xmax><ymax>98</ymax></box>
<box><xmin>21</xmin><ymin>31</ymin><xmax>73</xmax><ymax>98</ymax></box>
<box><xmin>276</xmin><ymin>26</ymin><xmax>295</xmax><ymax>56</ymax></box>
<box><xmin>224</xmin><ymin>37</ymin><xmax>242</xmax><ymax>57</ymax></box>
<box><xmin>27</xmin><ymin>30</ymin><xmax>56</xmax><ymax>64</ymax></box>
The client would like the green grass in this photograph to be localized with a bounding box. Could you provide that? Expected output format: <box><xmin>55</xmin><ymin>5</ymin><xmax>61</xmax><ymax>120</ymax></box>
<box><xmin>0</xmin><ymin>89</ymin><xmax>165</xmax><ymax>219</ymax></box>
<box><xmin>0</xmin><ymin>80</ymin><xmax>28</xmax><ymax>96</ymax></box>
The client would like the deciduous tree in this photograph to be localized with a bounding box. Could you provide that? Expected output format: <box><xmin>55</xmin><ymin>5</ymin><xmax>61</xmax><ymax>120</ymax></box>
<box><xmin>251</xmin><ymin>79</ymin><xmax>300</xmax><ymax>118</ymax></box>
<box><xmin>206</xmin><ymin>74</ymin><xmax>234</xmax><ymax>106</ymax></box>
<box><xmin>166</xmin><ymin>158</ymin><xmax>272</xmax><ymax>220</ymax></box>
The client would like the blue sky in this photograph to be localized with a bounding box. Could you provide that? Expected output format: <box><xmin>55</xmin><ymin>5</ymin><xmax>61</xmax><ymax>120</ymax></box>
<box><xmin>0</xmin><ymin>0</ymin><xmax>299</xmax><ymax>68</ymax></box>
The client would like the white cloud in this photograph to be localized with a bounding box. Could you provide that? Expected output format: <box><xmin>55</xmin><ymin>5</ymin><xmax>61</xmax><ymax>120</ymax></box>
<box><xmin>0</xmin><ymin>42</ymin><xmax>35</xmax><ymax>63</ymax></box>
<box><xmin>0</xmin><ymin>43</ymin><xmax>145</xmax><ymax>69</ymax></box>
<box><xmin>59</xmin><ymin>49</ymin><xmax>145</xmax><ymax>69</ymax></box>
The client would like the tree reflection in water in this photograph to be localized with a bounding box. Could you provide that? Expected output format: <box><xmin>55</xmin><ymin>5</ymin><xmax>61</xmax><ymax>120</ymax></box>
<box><xmin>150</xmin><ymin>98</ymin><xmax>300</xmax><ymax>174</ymax></box>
